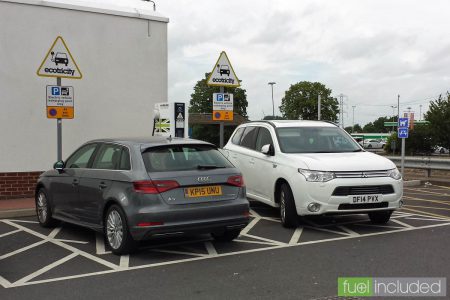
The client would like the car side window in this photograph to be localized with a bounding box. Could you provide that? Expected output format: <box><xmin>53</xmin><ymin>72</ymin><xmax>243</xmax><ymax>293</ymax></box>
<box><xmin>231</xmin><ymin>127</ymin><xmax>245</xmax><ymax>145</ymax></box>
<box><xmin>91</xmin><ymin>144</ymin><xmax>123</xmax><ymax>170</ymax></box>
<box><xmin>119</xmin><ymin>147</ymin><xmax>131</xmax><ymax>170</ymax></box>
<box><xmin>255</xmin><ymin>127</ymin><xmax>274</xmax><ymax>152</ymax></box>
<box><xmin>240</xmin><ymin>126</ymin><xmax>259</xmax><ymax>150</ymax></box>
<box><xmin>65</xmin><ymin>144</ymin><xmax>98</xmax><ymax>169</ymax></box>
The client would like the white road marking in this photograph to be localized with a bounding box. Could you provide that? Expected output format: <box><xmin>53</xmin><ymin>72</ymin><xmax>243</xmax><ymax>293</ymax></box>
<box><xmin>390</xmin><ymin>219</ymin><xmax>414</xmax><ymax>228</ymax></box>
<box><xmin>405</xmin><ymin>188</ymin><xmax>449</xmax><ymax>197</ymax></box>
<box><xmin>2</xmin><ymin>219</ymin><xmax>39</xmax><ymax>224</ymax></box>
<box><xmin>233</xmin><ymin>239</ymin><xmax>275</xmax><ymax>246</ymax></box>
<box><xmin>48</xmin><ymin>227</ymin><xmax>61</xmax><ymax>238</ymax></box>
<box><xmin>0</xmin><ymin>229</ymin><xmax>21</xmax><ymax>238</ymax></box>
<box><xmin>405</xmin><ymin>217</ymin><xmax>449</xmax><ymax>222</ymax></box>
<box><xmin>303</xmin><ymin>226</ymin><xmax>351</xmax><ymax>236</ymax></box>
<box><xmin>3</xmin><ymin>220</ymin><xmax>119</xmax><ymax>271</ymax></box>
<box><xmin>95</xmin><ymin>233</ymin><xmax>111</xmax><ymax>255</ymax></box>
<box><xmin>12</xmin><ymin>221</ymin><xmax>450</xmax><ymax>289</ymax></box>
<box><xmin>55</xmin><ymin>239</ymin><xmax>89</xmax><ymax>244</ymax></box>
<box><xmin>241</xmin><ymin>233</ymin><xmax>286</xmax><ymax>246</ymax></box>
<box><xmin>249</xmin><ymin>209</ymin><xmax>262</xmax><ymax>218</ymax></box>
<box><xmin>14</xmin><ymin>253</ymin><xmax>78</xmax><ymax>285</ymax></box>
<box><xmin>240</xmin><ymin>217</ymin><xmax>260</xmax><ymax>235</ymax></box>
<box><xmin>150</xmin><ymin>249</ymin><xmax>206</xmax><ymax>257</ymax></box>
<box><xmin>119</xmin><ymin>255</ymin><xmax>129</xmax><ymax>269</ymax></box>
<box><xmin>353</xmin><ymin>223</ymin><xmax>403</xmax><ymax>229</ymax></box>
<box><xmin>337</xmin><ymin>226</ymin><xmax>360</xmax><ymax>236</ymax></box>
<box><xmin>0</xmin><ymin>275</ymin><xmax>12</xmax><ymax>288</ymax></box>
<box><xmin>204</xmin><ymin>242</ymin><xmax>218</xmax><ymax>256</ymax></box>
<box><xmin>0</xmin><ymin>240</ymin><xmax>47</xmax><ymax>260</ymax></box>
<box><xmin>289</xmin><ymin>227</ymin><xmax>303</xmax><ymax>245</ymax></box>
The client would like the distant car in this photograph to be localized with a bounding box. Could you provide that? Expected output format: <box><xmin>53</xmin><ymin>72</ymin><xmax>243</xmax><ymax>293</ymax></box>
<box><xmin>35</xmin><ymin>137</ymin><xmax>249</xmax><ymax>254</ymax></box>
<box><xmin>223</xmin><ymin>120</ymin><xmax>403</xmax><ymax>228</ymax></box>
<box><xmin>362</xmin><ymin>139</ymin><xmax>385</xmax><ymax>149</ymax></box>
<box><xmin>434</xmin><ymin>146</ymin><xmax>449</xmax><ymax>154</ymax></box>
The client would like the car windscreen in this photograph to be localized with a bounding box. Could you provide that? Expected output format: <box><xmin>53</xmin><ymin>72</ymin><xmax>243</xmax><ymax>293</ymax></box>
<box><xmin>277</xmin><ymin>127</ymin><xmax>361</xmax><ymax>153</ymax></box>
<box><xmin>142</xmin><ymin>144</ymin><xmax>234</xmax><ymax>172</ymax></box>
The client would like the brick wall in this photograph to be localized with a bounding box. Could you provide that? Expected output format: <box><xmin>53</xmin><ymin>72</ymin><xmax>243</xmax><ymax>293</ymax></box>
<box><xmin>0</xmin><ymin>172</ymin><xmax>43</xmax><ymax>200</ymax></box>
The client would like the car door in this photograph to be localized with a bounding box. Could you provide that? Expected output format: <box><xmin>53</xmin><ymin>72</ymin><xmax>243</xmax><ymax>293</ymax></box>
<box><xmin>225</xmin><ymin>127</ymin><xmax>246</xmax><ymax>169</ymax></box>
<box><xmin>252</xmin><ymin>126</ymin><xmax>277</xmax><ymax>202</ymax></box>
<box><xmin>234</xmin><ymin>126</ymin><xmax>259</xmax><ymax>196</ymax></box>
<box><xmin>50</xmin><ymin>143</ymin><xmax>98</xmax><ymax>220</ymax></box>
<box><xmin>77</xmin><ymin>143</ymin><xmax>129</xmax><ymax>225</ymax></box>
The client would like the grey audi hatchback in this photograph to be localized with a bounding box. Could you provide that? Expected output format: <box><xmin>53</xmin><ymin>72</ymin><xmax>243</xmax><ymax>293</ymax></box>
<box><xmin>35</xmin><ymin>137</ymin><xmax>249</xmax><ymax>254</ymax></box>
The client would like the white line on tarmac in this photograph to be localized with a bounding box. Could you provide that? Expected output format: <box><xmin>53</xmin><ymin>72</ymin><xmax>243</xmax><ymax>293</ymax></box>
<box><xmin>2</xmin><ymin>219</ymin><xmax>39</xmax><ymax>224</ymax></box>
<box><xmin>405</xmin><ymin>217</ymin><xmax>450</xmax><ymax>222</ymax></box>
<box><xmin>0</xmin><ymin>240</ymin><xmax>47</xmax><ymax>260</ymax></box>
<box><xmin>390</xmin><ymin>219</ymin><xmax>414</xmax><ymax>228</ymax></box>
<box><xmin>119</xmin><ymin>255</ymin><xmax>129</xmax><ymax>269</ymax></box>
<box><xmin>14</xmin><ymin>221</ymin><xmax>450</xmax><ymax>289</ymax></box>
<box><xmin>289</xmin><ymin>227</ymin><xmax>303</xmax><ymax>245</ymax></box>
<box><xmin>3</xmin><ymin>220</ymin><xmax>119</xmax><ymax>271</ymax></box>
<box><xmin>14</xmin><ymin>253</ymin><xmax>78</xmax><ymax>285</ymax></box>
<box><xmin>95</xmin><ymin>233</ymin><xmax>111</xmax><ymax>255</ymax></box>
<box><xmin>0</xmin><ymin>229</ymin><xmax>21</xmax><ymax>238</ymax></box>
<box><xmin>241</xmin><ymin>233</ymin><xmax>286</xmax><ymax>246</ymax></box>
<box><xmin>233</xmin><ymin>239</ymin><xmax>275</xmax><ymax>246</ymax></box>
<box><xmin>150</xmin><ymin>249</ymin><xmax>206</xmax><ymax>257</ymax></box>
<box><xmin>249</xmin><ymin>209</ymin><xmax>262</xmax><ymax>218</ymax></box>
<box><xmin>353</xmin><ymin>223</ymin><xmax>403</xmax><ymax>229</ymax></box>
<box><xmin>204</xmin><ymin>242</ymin><xmax>218</xmax><ymax>256</ymax></box>
<box><xmin>48</xmin><ymin>227</ymin><xmax>61</xmax><ymax>239</ymax></box>
<box><xmin>55</xmin><ymin>239</ymin><xmax>89</xmax><ymax>244</ymax></box>
<box><xmin>303</xmin><ymin>226</ymin><xmax>350</xmax><ymax>236</ymax></box>
<box><xmin>240</xmin><ymin>217</ymin><xmax>260</xmax><ymax>235</ymax></box>
<box><xmin>337</xmin><ymin>226</ymin><xmax>360</xmax><ymax>236</ymax></box>
<box><xmin>0</xmin><ymin>275</ymin><xmax>12</xmax><ymax>288</ymax></box>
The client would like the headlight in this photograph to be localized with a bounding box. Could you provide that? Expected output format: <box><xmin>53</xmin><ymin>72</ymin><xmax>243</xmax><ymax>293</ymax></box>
<box><xmin>388</xmin><ymin>168</ymin><xmax>402</xmax><ymax>180</ymax></box>
<box><xmin>298</xmin><ymin>169</ymin><xmax>335</xmax><ymax>182</ymax></box>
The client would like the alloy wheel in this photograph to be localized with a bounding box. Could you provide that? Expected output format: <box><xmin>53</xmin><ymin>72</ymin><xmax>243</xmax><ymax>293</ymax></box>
<box><xmin>37</xmin><ymin>192</ymin><xmax>48</xmax><ymax>223</ymax></box>
<box><xmin>106</xmin><ymin>210</ymin><xmax>124</xmax><ymax>250</ymax></box>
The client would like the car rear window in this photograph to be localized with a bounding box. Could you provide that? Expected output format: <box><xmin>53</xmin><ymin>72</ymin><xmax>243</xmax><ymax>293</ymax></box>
<box><xmin>142</xmin><ymin>145</ymin><xmax>234</xmax><ymax>172</ymax></box>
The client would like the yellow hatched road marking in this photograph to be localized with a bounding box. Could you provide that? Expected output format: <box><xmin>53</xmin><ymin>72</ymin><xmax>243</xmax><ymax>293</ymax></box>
<box><xmin>401</xmin><ymin>207</ymin><xmax>450</xmax><ymax>220</ymax></box>
<box><xmin>404</xmin><ymin>188</ymin><xmax>450</xmax><ymax>197</ymax></box>
<box><xmin>403</xmin><ymin>196</ymin><xmax>450</xmax><ymax>206</ymax></box>
<box><xmin>404</xmin><ymin>205</ymin><xmax>450</xmax><ymax>212</ymax></box>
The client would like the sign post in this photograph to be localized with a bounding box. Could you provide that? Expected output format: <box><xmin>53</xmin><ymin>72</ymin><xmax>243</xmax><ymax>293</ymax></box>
<box><xmin>206</xmin><ymin>51</ymin><xmax>240</xmax><ymax>148</ymax></box>
<box><xmin>37</xmin><ymin>36</ymin><xmax>82</xmax><ymax>161</ymax></box>
<box><xmin>398</xmin><ymin>117</ymin><xmax>409</xmax><ymax>176</ymax></box>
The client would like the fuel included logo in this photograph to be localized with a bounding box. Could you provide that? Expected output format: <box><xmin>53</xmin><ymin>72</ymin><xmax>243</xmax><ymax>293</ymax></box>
<box><xmin>37</xmin><ymin>36</ymin><xmax>82</xmax><ymax>79</ymax></box>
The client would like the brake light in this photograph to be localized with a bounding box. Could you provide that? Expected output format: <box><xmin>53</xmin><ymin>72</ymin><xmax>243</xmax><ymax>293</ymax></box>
<box><xmin>133</xmin><ymin>180</ymin><xmax>180</xmax><ymax>194</ymax></box>
<box><xmin>227</xmin><ymin>175</ymin><xmax>244</xmax><ymax>187</ymax></box>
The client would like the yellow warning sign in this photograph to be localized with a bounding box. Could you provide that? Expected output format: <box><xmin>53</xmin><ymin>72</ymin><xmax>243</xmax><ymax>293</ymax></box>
<box><xmin>213</xmin><ymin>111</ymin><xmax>233</xmax><ymax>121</ymax></box>
<box><xmin>37</xmin><ymin>36</ymin><xmax>82</xmax><ymax>79</ymax></box>
<box><xmin>47</xmin><ymin>107</ymin><xmax>74</xmax><ymax>119</ymax></box>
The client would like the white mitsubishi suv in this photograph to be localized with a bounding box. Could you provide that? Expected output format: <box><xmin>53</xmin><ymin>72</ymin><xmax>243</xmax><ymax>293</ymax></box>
<box><xmin>223</xmin><ymin>120</ymin><xmax>403</xmax><ymax>228</ymax></box>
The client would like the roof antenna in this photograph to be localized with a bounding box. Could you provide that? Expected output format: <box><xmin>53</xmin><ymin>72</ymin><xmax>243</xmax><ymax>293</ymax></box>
<box><xmin>142</xmin><ymin>0</ymin><xmax>156</xmax><ymax>11</ymax></box>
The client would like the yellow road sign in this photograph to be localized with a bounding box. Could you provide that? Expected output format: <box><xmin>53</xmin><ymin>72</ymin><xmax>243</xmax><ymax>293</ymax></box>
<box><xmin>47</xmin><ymin>106</ymin><xmax>74</xmax><ymax>119</ymax></box>
<box><xmin>213</xmin><ymin>110</ymin><xmax>233</xmax><ymax>121</ymax></box>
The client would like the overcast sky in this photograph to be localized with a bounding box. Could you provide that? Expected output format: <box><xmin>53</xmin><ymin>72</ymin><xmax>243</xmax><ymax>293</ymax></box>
<box><xmin>104</xmin><ymin>0</ymin><xmax>448</xmax><ymax>126</ymax></box>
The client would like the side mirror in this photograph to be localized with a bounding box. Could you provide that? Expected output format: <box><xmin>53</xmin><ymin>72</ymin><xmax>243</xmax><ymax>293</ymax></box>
<box><xmin>261</xmin><ymin>144</ymin><xmax>275</xmax><ymax>156</ymax></box>
<box><xmin>53</xmin><ymin>160</ymin><xmax>65</xmax><ymax>171</ymax></box>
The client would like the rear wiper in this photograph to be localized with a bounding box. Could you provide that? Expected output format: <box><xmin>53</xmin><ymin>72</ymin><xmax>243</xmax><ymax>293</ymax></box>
<box><xmin>197</xmin><ymin>165</ymin><xmax>226</xmax><ymax>170</ymax></box>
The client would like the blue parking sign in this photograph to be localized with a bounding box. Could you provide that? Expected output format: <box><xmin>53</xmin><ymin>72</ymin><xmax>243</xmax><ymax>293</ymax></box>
<box><xmin>398</xmin><ymin>118</ymin><xmax>409</xmax><ymax>128</ymax></box>
<box><xmin>398</xmin><ymin>128</ymin><xmax>408</xmax><ymax>138</ymax></box>
<box><xmin>217</xmin><ymin>94</ymin><xmax>224</xmax><ymax>101</ymax></box>
<box><xmin>51</xmin><ymin>87</ymin><xmax>60</xmax><ymax>96</ymax></box>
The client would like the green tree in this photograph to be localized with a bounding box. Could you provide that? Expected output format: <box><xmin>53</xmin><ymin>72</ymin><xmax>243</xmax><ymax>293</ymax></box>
<box><xmin>189</xmin><ymin>73</ymin><xmax>248</xmax><ymax>117</ymax></box>
<box><xmin>425</xmin><ymin>92</ymin><xmax>450</xmax><ymax>150</ymax></box>
<box><xmin>189</xmin><ymin>73</ymin><xmax>248</xmax><ymax>145</ymax></box>
<box><xmin>263</xmin><ymin>115</ymin><xmax>285</xmax><ymax>120</ymax></box>
<box><xmin>344</xmin><ymin>126</ymin><xmax>353</xmax><ymax>133</ymax></box>
<box><xmin>385</xmin><ymin>125</ymin><xmax>433</xmax><ymax>155</ymax></box>
<box><xmin>279</xmin><ymin>81</ymin><xmax>339</xmax><ymax>121</ymax></box>
<box><xmin>353</xmin><ymin>123</ymin><xmax>363</xmax><ymax>132</ymax></box>
<box><xmin>362</xmin><ymin>116</ymin><xmax>396</xmax><ymax>133</ymax></box>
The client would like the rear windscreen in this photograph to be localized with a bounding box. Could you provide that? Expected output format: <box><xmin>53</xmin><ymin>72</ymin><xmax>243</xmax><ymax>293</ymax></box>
<box><xmin>142</xmin><ymin>145</ymin><xmax>234</xmax><ymax>172</ymax></box>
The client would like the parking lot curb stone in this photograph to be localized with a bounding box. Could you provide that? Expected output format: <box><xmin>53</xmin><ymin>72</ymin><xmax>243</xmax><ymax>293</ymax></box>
<box><xmin>0</xmin><ymin>208</ymin><xmax>36</xmax><ymax>219</ymax></box>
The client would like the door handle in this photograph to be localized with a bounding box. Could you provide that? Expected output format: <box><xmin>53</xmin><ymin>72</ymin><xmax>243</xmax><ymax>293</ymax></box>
<box><xmin>72</xmin><ymin>179</ymin><xmax>79</xmax><ymax>186</ymax></box>
<box><xmin>99</xmin><ymin>182</ymin><xmax>108</xmax><ymax>189</ymax></box>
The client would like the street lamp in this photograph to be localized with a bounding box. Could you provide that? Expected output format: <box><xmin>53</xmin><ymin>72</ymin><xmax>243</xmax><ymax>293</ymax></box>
<box><xmin>268</xmin><ymin>82</ymin><xmax>276</xmax><ymax>117</ymax></box>
<box><xmin>390</xmin><ymin>105</ymin><xmax>397</xmax><ymax>132</ymax></box>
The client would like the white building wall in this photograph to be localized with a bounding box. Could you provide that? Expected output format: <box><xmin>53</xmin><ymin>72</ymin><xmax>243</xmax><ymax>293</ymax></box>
<box><xmin>0</xmin><ymin>0</ymin><xmax>168</xmax><ymax>172</ymax></box>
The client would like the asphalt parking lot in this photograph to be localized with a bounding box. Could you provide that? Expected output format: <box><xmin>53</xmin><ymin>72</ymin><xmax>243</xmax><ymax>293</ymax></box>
<box><xmin>1</xmin><ymin>183</ymin><xmax>450</xmax><ymax>299</ymax></box>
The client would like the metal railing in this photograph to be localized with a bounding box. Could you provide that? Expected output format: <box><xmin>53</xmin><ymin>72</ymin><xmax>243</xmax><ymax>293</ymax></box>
<box><xmin>387</xmin><ymin>156</ymin><xmax>450</xmax><ymax>177</ymax></box>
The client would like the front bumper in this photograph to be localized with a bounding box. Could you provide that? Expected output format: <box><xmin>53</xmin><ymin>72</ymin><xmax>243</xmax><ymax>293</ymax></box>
<box><xmin>292</xmin><ymin>177</ymin><xmax>403</xmax><ymax>216</ymax></box>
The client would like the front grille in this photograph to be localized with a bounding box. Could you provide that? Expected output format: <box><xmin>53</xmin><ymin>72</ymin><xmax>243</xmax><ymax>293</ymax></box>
<box><xmin>338</xmin><ymin>202</ymin><xmax>389</xmax><ymax>210</ymax></box>
<box><xmin>332</xmin><ymin>185</ymin><xmax>394</xmax><ymax>196</ymax></box>
<box><xmin>334</xmin><ymin>170</ymin><xmax>390</xmax><ymax>178</ymax></box>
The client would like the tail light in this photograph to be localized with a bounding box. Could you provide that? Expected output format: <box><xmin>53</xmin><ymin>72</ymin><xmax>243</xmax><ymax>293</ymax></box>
<box><xmin>133</xmin><ymin>180</ymin><xmax>180</xmax><ymax>194</ymax></box>
<box><xmin>227</xmin><ymin>175</ymin><xmax>244</xmax><ymax>187</ymax></box>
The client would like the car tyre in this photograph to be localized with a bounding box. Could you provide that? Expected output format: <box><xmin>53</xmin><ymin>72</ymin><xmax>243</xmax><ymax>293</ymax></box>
<box><xmin>280</xmin><ymin>183</ymin><xmax>298</xmax><ymax>228</ymax></box>
<box><xmin>36</xmin><ymin>188</ymin><xmax>59</xmax><ymax>228</ymax></box>
<box><xmin>367</xmin><ymin>144</ymin><xmax>373</xmax><ymax>149</ymax></box>
<box><xmin>104</xmin><ymin>204</ymin><xmax>136</xmax><ymax>255</ymax></box>
<box><xmin>368</xmin><ymin>211</ymin><xmax>392</xmax><ymax>224</ymax></box>
<box><xmin>212</xmin><ymin>229</ymin><xmax>241</xmax><ymax>242</ymax></box>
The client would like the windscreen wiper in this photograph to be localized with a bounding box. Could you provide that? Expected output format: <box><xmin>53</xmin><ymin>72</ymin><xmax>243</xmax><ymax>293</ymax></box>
<box><xmin>197</xmin><ymin>165</ymin><xmax>226</xmax><ymax>170</ymax></box>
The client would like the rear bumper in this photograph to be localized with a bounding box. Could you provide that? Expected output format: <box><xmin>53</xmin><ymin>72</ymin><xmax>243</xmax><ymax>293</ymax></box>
<box><xmin>127</xmin><ymin>198</ymin><xmax>249</xmax><ymax>241</ymax></box>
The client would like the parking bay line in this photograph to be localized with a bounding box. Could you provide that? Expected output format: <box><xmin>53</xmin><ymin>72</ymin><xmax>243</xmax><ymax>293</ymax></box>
<box><xmin>13</xmin><ymin>221</ymin><xmax>450</xmax><ymax>289</ymax></box>
<box><xmin>403</xmin><ymin>196</ymin><xmax>450</xmax><ymax>206</ymax></box>
<box><xmin>0</xmin><ymin>275</ymin><xmax>12</xmax><ymax>289</ymax></box>
<box><xmin>390</xmin><ymin>219</ymin><xmax>414</xmax><ymax>229</ymax></box>
<box><xmin>404</xmin><ymin>188</ymin><xmax>450</xmax><ymax>197</ymax></box>
<box><xmin>404</xmin><ymin>204</ymin><xmax>450</xmax><ymax>212</ymax></box>
<box><xmin>289</xmin><ymin>227</ymin><xmax>303</xmax><ymax>245</ymax></box>
<box><xmin>0</xmin><ymin>229</ymin><xmax>21</xmax><ymax>238</ymax></box>
<box><xmin>204</xmin><ymin>241</ymin><xmax>218</xmax><ymax>256</ymax></box>
<box><xmin>401</xmin><ymin>207</ymin><xmax>450</xmax><ymax>220</ymax></box>
<box><xmin>3</xmin><ymin>220</ymin><xmax>120</xmax><ymax>271</ymax></box>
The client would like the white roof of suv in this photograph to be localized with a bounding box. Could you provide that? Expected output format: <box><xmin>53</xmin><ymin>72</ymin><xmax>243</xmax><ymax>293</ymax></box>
<box><xmin>250</xmin><ymin>120</ymin><xmax>338</xmax><ymax>128</ymax></box>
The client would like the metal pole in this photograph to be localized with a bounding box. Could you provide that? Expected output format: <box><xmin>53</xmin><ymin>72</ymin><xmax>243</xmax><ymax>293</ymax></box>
<box><xmin>318</xmin><ymin>94</ymin><xmax>321</xmax><ymax>120</ymax></box>
<box><xmin>219</xmin><ymin>86</ymin><xmax>224</xmax><ymax>148</ymax></box>
<box><xmin>397</xmin><ymin>95</ymin><xmax>400</xmax><ymax>124</ymax></box>
<box><xmin>57</xmin><ymin>77</ymin><xmax>62</xmax><ymax>161</ymax></box>
<box><xmin>419</xmin><ymin>105</ymin><xmax>422</xmax><ymax>121</ymax></box>
<box><xmin>401</xmin><ymin>138</ymin><xmax>405</xmax><ymax>176</ymax></box>
<box><xmin>268</xmin><ymin>82</ymin><xmax>276</xmax><ymax>117</ymax></box>
<box><xmin>352</xmin><ymin>105</ymin><xmax>355</xmax><ymax>131</ymax></box>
